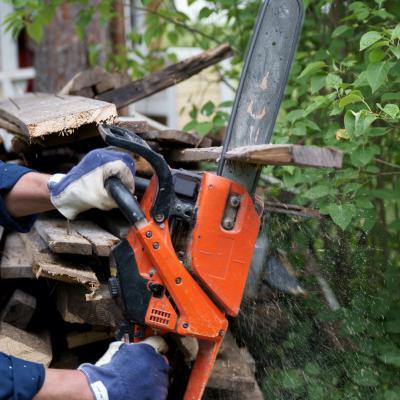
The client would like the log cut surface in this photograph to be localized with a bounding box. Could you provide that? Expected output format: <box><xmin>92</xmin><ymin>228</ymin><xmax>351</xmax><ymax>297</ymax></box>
<box><xmin>169</xmin><ymin>144</ymin><xmax>343</xmax><ymax>169</ymax></box>
<box><xmin>0</xmin><ymin>93</ymin><xmax>117</xmax><ymax>138</ymax></box>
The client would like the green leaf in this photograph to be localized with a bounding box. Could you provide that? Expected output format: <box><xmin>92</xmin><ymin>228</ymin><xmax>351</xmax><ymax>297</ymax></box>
<box><xmin>196</xmin><ymin>121</ymin><xmax>214</xmax><ymax>135</ymax></box>
<box><xmin>323</xmin><ymin>204</ymin><xmax>356</xmax><ymax>230</ymax></box>
<box><xmin>354</xmin><ymin>111</ymin><xmax>377</xmax><ymax>136</ymax></box>
<box><xmin>390</xmin><ymin>46</ymin><xmax>400</xmax><ymax>59</ymax></box>
<box><xmin>360</xmin><ymin>31</ymin><xmax>382</xmax><ymax>50</ymax></box>
<box><xmin>297</xmin><ymin>62</ymin><xmax>326</xmax><ymax>79</ymax></box>
<box><xmin>332</xmin><ymin>25</ymin><xmax>349</xmax><ymax>38</ymax></box>
<box><xmin>382</xmin><ymin>103</ymin><xmax>399</xmax><ymax>118</ymax></box>
<box><xmin>367</xmin><ymin>62</ymin><xmax>394</xmax><ymax>93</ymax></box>
<box><xmin>339</xmin><ymin>93</ymin><xmax>364</xmax><ymax>108</ymax></box>
<box><xmin>310</xmin><ymin>75</ymin><xmax>325</xmax><ymax>94</ymax></box>
<box><xmin>382</xmin><ymin>92</ymin><xmax>400</xmax><ymax>101</ymax></box>
<box><xmin>182</xmin><ymin>120</ymin><xmax>197</xmax><ymax>131</ymax></box>
<box><xmin>326</xmin><ymin>73</ymin><xmax>342</xmax><ymax>89</ymax></box>
<box><xmin>199</xmin><ymin>7</ymin><xmax>213</xmax><ymax>19</ymax></box>
<box><xmin>304</xmin><ymin>185</ymin><xmax>334</xmax><ymax>200</ymax></box>
<box><xmin>351</xmin><ymin>146</ymin><xmax>379</xmax><ymax>166</ymax></box>
<box><xmin>26</xmin><ymin>21</ymin><xmax>44</xmax><ymax>43</ymax></box>
<box><xmin>391</xmin><ymin>23</ymin><xmax>400</xmax><ymax>40</ymax></box>
<box><xmin>379</xmin><ymin>351</ymin><xmax>400</xmax><ymax>367</ymax></box>
<box><xmin>201</xmin><ymin>101</ymin><xmax>215</xmax><ymax>116</ymax></box>
<box><xmin>368</xmin><ymin>49</ymin><xmax>386</xmax><ymax>63</ymax></box>
<box><xmin>355</xmin><ymin>198</ymin><xmax>374</xmax><ymax>209</ymax></box>
<box><xmin>286</xmin><ymin>109</ymin><xmax>305</xmax><ymax>124</ymax></box>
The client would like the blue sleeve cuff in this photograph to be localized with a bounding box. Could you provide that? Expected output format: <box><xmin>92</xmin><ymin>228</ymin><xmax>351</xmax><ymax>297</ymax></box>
<box><xmin>0</xmin><ymin>352</ymin><xmax>45</xmax><ymax>399</ymax></box>
<box><xmin>0</xmin><ymin>163</ymin><xmax>37</xmax><ymax>232</ymax></box>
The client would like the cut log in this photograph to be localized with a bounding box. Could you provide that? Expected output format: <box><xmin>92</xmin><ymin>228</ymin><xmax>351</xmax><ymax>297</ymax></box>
<box><xmin>98</xmin><ymin>44</ymin><xmax>232</xmax><ymax>108</ymax></box>
<box><xmin>0</xmin><ymin>322</ymin><xmax>52</xmax><ymax>366</ymax></box>
<box><xmin>0</xmin><ymin>232</ymin><xmax>34</xmax><ymax>279</ymax></box>
<box><xmin>57</xmin><ymin>284</ymin><xmax>123</xmax><ymax>327</ymax></box>
<box><xmin>0</xmin><ymin>289</ymin><xmax>37</xmax><ymax>330</ymax></box>
<box><xmin>34</xmin><ymin>219</ymin><xmax>119</xmax><ymax>257</ymax></box>
<box><xmin>19</xmin><ymin>231</ymin><xmax>100</xmax><ymax>293</ymax></box>
<box><xmin>0</xmin><ymin>93</ymin><xmax>117</xmax><ymax>139</ymax></box>
<box><xmin>169</xmin><ymin>144</ymin><xmax>343</xmax><ymax>169</ymax></box>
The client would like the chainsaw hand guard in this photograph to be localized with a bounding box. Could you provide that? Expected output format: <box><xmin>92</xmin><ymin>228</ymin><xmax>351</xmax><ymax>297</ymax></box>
<box><xmin>99</xmin><ymin>124</ymin><xmax>175</xmax><ymax>222</ymax></box>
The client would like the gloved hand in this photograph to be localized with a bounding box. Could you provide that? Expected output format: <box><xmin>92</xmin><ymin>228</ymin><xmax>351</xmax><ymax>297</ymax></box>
<box><xmin>48</xmin><ymin>148</ymin><xmax>135</xmax><ymax>219</ymax></box>
<box><xmin>79</xmin><ymin>337</ymin><xmax>169</xmax><ymax>400</ymax></box>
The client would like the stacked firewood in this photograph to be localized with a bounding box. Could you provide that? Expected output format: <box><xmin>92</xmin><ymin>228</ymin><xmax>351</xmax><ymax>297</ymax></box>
<box><xmin>0</xmin><ymin>45</ymin><xmax>342</xmax><ymax>399</ymax></box>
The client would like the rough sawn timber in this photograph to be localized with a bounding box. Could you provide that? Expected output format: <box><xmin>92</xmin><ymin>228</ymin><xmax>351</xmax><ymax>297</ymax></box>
<box><xmin>98</xmin><ymin>44</ymin><xmax>232</xmax><ymax>108</ymax></box>
<box><xmin>34</xmin><ymin>219</ymin><xmax>119</xmax><ymax>257</ymax></box>
<box><xmin>169</xmin><ymin>144</ymin><xmax>343</xmax><ymax>169</ymax></box>
<box><xmin>0</xmin><ymin>93</ymin><xmax>117</xmax><ymax>139</ymax></box>
<box><xmin>0</xmin><ymin>231</ymin><xmax>34</xmax><ymax>279</ymax></box>
<box><xmin>0</xmin><ymin>322</ymin><xmax>52</xmax><ymax>366</ymax></box>
<box><xmin>19</xmin><ymin>231</ymin><xmax>100</xmax><ymax>293</ymax></box>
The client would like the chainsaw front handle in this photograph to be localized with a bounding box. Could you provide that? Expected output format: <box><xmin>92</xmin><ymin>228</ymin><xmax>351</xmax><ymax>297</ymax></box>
<box><xmin>99</xmin><ymin>124</ymin><xmax>175</xmax><ymax>223</ymax></box>
<box><xmin>105</xmin><ymin>177</ymin><xmax>146</xmax><ymax>226</ymax></box>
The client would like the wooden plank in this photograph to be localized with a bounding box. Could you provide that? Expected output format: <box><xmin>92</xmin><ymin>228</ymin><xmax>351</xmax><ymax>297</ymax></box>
<box><xmin>0</xmin><ymin>289</ymin><xmax>37</xmax><ymax>330</ymax></box>
<box><xmin>19</xmin><ymin>231</ymin><xmax>100</xmax><ymax>293</ymax></box>
<box><xmin>169</xmin><ymin>144</ymin><xmax>343</xmax><ymax>169</ymax></box>
<box><xmin>98</xmin><ymin>44</ymin><xmax>232</xmax><ymax>108</ymax></box>
<box><xmin>34</xmin><ymin>219</ymin><xmax>92</xmax><ymax>255</ymax></box>
<box><xmin>0</xmin><ymin>93</ymin><xmax>117</xmax><ymax>138</ymax></box>
<box><xmin>57</xmin><ymin>284</ymin><xmax>124</xmax><ymax>327</ymax></box>
<box><xmin>0</xmin><ymin>322</ymin><xmax>52</xmax><ymax>366</ymax></box>
<box><xmin>34</xmin><ymin>219</ymin><xmax>119</xmax><ymax>257</ymax></box>
<box><xmin>113</xmin><ymin>120</ymin><xmax>211</xmax><ymax>148</ymax></box>
<box><xmin>0</xmin><ymin>232</ymin><xmax>34</xmax><ymax>279</ymax></box>
<box><xmin>72</xmin><ymin>220</ymin><xmax>120</xmax><ymax>257</ymax></box>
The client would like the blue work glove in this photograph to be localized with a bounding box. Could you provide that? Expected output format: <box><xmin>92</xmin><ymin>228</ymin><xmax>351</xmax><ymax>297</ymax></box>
<box><xmin>48</xmin><ymin>148</ymin><xmax>135</xmax><ymax>219</ymax></box>
<box><xmin>79</xmin><ymin>337</ymin><xmax>169</xmax><ymax>400</ymax></box>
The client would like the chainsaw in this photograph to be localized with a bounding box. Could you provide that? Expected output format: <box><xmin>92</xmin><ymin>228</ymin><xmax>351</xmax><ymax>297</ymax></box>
<box><xmin>98</xmin><ymin>1</ymin><xmax>303</xmax><ymax>398</ymax></box>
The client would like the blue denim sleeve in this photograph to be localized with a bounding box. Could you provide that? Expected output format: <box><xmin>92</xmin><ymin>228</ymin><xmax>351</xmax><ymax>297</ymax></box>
<box><xmin>0</xmin><ymin>161</ymin><xmax>37</xmax><ymax>232</ymax></box>
<box><xmin>0</xmin><ymin>352</ymin><xmax>45</xmax><ymax>399</ymax></box>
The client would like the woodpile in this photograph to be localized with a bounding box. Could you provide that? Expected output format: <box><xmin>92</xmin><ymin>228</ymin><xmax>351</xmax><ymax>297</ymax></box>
<box><xmin>0</xmin><ymin>45</ymin><xmax>342</xmax><ymax>398</ymax></box>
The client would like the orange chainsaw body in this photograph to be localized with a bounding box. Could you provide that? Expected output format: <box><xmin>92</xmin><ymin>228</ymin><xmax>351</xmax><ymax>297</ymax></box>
<box><xmin>124</xmin><ymin>172</ymin><xmax>261</xmax><ymax>399</ymax></box>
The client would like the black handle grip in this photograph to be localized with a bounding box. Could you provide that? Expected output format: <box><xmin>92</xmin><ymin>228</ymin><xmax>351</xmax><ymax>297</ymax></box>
<box><xmin>105</xmin><ymin>177</ymin><xmax>146</xmax><ymax>226</ymax></box>
<box><xmin>99</xmin><ymin>124</ymin><xmax>174</xmax><ymax>222</ymax></box>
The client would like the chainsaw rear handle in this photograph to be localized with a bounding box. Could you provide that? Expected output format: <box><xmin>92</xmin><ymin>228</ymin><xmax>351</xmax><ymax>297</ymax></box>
<box><xmin>99</xmin><ymin>124</ymin><xmax>174</xmax><ymax>222</ymax></box>
<box><xmin>105</xmin><ymin>177</ymin><xmax>146</xmax><ymax>226</ymax></box>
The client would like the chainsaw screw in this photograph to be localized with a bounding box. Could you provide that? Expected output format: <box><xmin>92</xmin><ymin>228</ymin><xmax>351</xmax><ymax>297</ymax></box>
<box><xmin>176</xmin><ymin>205</ymin><xmax>182</xmax><ymax>212</ymax></box>
<box><xmin>175</xmin><ymin>277</ymin><xmax>182</xmax><ymax>285</ymax></box>
<box><xmin>155</xmin><ymin>213</ymin><xmax>164</xmax><ymax>223</ymax></box>
<box><xmin>229</xmin><ymin>195</ymin><xmax>241</xmax><ymax>208</ymax></box>
<box><xmin>153</xmin><ymin>242</ymin><xmax>160</xmax><ymax>250</ymax></box>
<box><xmin>145</xmin><ymin>231</ymin><xmax>152</xmax><ymax>238</ymax></box>
<box><xmin>159</xmin><ymin>223</ymin><xmax>165</xmax><ymax>229</ymax></box>
<box><xmin>182</xmin><ymin>322</ymin><xmax>189</xmax><ymax>329</ymax></box>
<box><xmin>223</xmin><ymin>218</ymin><xmax>234</xmax><ymax>230</ymax></box>
<box><xmin>219</xmin><ymin>330</ymin><xmax>225</xmax><ymax>337</ymax></box>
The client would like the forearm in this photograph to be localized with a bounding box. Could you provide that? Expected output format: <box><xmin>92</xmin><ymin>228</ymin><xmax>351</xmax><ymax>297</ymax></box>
<box><xmin>33</xmin><ymin>369</ymin><xmax>93</xmax><ymax>400</ymax></box>
<box><xmin>4</xmin><ymin>172</ymin><xmax>54</xmax><ymax>218</ymax></box>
